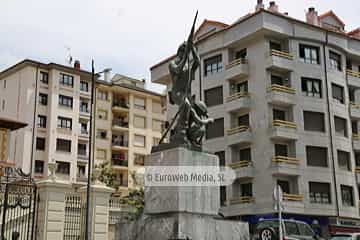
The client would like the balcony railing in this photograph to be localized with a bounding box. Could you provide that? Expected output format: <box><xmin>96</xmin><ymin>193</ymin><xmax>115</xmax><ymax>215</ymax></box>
<box><xmin>229</xmin><ymin>196</ymin><xmax>254</xmax><ymax>205</ymax></box>
<box><xmin>272</xmin><ymin>156</ymin><xmax>300</xmax><ymax>165</ymax></box>
<box><xmin>112</xmin><ymin>140</ymin><xmax>129</xmax><ymax>148</ymax></box>
<box><xmin>267</xmin><ymin>84</ymin><xmax>296</xmax><ymax>94</ymax></box>
<box><xmin>112</xmin><ymin>159</ymin><xmax>128</xmax><ymax>167</ymax></box>
<box><xmin>225</xmin><ymin>58</ymin><xmax>248</xmax><ymax>70</ymax></box>
<box><xmin>351</xmin><ymin>102</ymin><xmax>360</xmax><ymax>109</ymax></box>
<box><xmin>347</xmin><ymin>69</ymin><xmax>360</xmax><ymax>78</ymax></box>
<box><xmin>226</xmin><ymin>92</ymin><xmax>250</xmax><ymax>102</ymax></box>
<box><xmin>227</xmin><ymin>125</ymin><xmax>250</xmax><ymax>135</ymax></box>
<box><xmin>283</xmin><ymin>193</ymin><xmax>303</xmax><ymax>202</ymax></box>
<box><xmin>273</xmin><ymin>120</ymin><xmax>297</xmax><ymax>129</ymax></box>
<box><xmin>113</xmin><ymin>101</ymin><xmax>129</xmax><ymax>109</ymax></box>
<box><xmin>353</xmin><ymin>134</ymin><xmax>360</xmax><ymax>140</ymax></box>
<box><xmin>109</xmin><ymin>196</ymin><xmax>127</xmax><ymax>209</ymax></box>
<box><xmin>113</xmin><ymin>121</ymin><xmax>129</xmax><ymax>128</ymax></box>
<box><xmin>229</xmin><ymin>160</ymin><xmax>252</xmax><ymax>169</ymax></box>
<box><xmin>270</xmin><ymin>49</ymin><xmax>293</xmax><ymax>60</ymax></box>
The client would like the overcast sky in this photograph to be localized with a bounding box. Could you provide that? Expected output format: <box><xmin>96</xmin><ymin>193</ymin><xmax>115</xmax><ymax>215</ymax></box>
<box><xmin>1</xmin><ymin>0</ymin><xmax>359</xmax><ymax>90</ymax></box>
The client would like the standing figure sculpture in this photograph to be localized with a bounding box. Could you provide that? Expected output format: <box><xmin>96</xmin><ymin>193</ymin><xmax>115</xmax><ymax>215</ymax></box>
<box><xmin>156</xmin><ymin>11</ymin><xmax>213</xmax><ymax>152</ymax></box>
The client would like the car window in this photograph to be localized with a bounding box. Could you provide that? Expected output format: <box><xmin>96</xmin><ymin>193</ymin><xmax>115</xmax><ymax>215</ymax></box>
<box><xmin>331</xmin><ymin>235</ymin><xmax>352</xmax><ymax>240</ymax></box>
<box><xmin>297</xmin><ymin>223</ymin><xmax>314</xmax><ymax>236</ymax></box>
<box><xmin>357</xmin><ymin>235</ymin><xmax>360</xmax><ymax>240</ymax></box>
<box><xmin>284</xmin><ymin>222</ymin><xmax>299</xmax><ymax>235</ymax></box>
<box><xmin>257</xmin><ymin>220</ymin><xmax>279</xmax><ymax>230</ymax></box>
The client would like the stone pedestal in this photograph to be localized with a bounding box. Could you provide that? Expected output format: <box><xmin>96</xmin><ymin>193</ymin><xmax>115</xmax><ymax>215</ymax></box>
<box><xmin>117</xmin><ymin>147</ymin><xmax>249</xmax><ymax>240</ymax></box>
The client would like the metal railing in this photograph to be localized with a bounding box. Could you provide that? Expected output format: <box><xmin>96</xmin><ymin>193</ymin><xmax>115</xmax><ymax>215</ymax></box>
<box><xmin>63</xmin><ymin>193</ymin><xmax>84</xmax><ymax>240</ymax></box>
<box><xmin>283</xmin><ymin>193</ymin><xmax>303</xmax><ymax>202</ymax></box>
<box><xmin>113</xmin><ymin>101</ymin><xmax>129</xmax><ymax>109</ymax></box>
<box><xmin>112</xmin><ymin>159</ymin><xmax>128</xmax><ymax>167</ymax></box>
<box><xmin>227</xmin><ymin>125</ymin><xmax>250</xmax><ymax>135</ymax></box>
<box><xmin>229</xmin><ymin>196</ymin><xmax>254</xmax><ymax>205</ymax></box>
<box><xmin>270</xmin><ymin>49</ymin><xmax>293</xmax><ymax>60</ymax></box>
<box><xmin>272</xmin><ymin>156</ymin><xmax>300</xmax><ymax>165</ymax></box>
<box><xmin>225</xmin><ymin>58</ymin><xmax>248</xmax><ymax>70</ymax></box>
<box><xmin>347</xmin><ymin>69</ymin><xmax>360</xmax><ymax>78</ymax></box>
<box><xmin>273</xmin><ymin>120</ymin><xmax>297</xmax><ymax>129</ymax></box>
<box><xmin>267</xmin><ymin>84</ymin><xmax>296</xmax><ymax>94</ymax></box>
<box><xmin>229</xmin><ymin>160</ymin><xmax>252</xmax><ymax>169</ymax></box>
<box><xmin>112</xmin><ymin>121</ymin><xmax>129</xmax><ymax>128</ymax></box>
<box><xmin>226</xmin><ymin>92</ymin><xmax>250</xmax><ymax>102</ymax></box>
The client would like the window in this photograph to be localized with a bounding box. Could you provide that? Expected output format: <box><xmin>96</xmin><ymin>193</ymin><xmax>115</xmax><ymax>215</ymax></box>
<box><xmin>56</xmin><ymin>139</ymin><xmax>71</xmax><ymax>152</ymax></box>
<box><xmin>235</xmin><ymin>48</ymin><xmax>247</xmax><ymax>59</ymax></box>
<box><xmin>338</xmin><ymin>150</ymin><xmax>351</xmax><ymax>171</ymax></box>
<box><xmin>275</xmin><ymin>144</ymin><xmax>288</xmax><ymax>156</ymax></box>
<box><xmin>40</xmin><ymin>71</ymin><xmax>48</xmax><ymax>84</ymax></box>
<box><xmin>220</xmin><ymin>186</ymin><xmax>226</xmax><ymax>207</ymax></box>
<box><xmin>240</xmin><ymin>148</ymin><xmax>251</xmax><ymax>161</ymax></box>
<box><xmin>58</xmin><ymin>95</ymin><xmax>73</xmax><ymax>108</ymax></box>
<box><xmin>304</xmin><ymin>111</ymin><xmax>325</xmax><ymax>132</ymax></box>
<box><xmin>39</xmin><ymin>93</ymin><xmax>48</xmax><ymax>105</ymax></box>
<box><xmin>271</xmin><ymin>75</ymin><xmax>288</xmax><ymax>86</ymax></box>
<box><xmin>341</xmin><ymin>185</ymin><xmax>354</xmax><ymax>206</ymax></box>
<box><xmin>352</xmin><ymin>121</ymin><xmax>358</xmax><ymax>134</ymax></box>
<box><xmin>134</xmin><ymin>154</ymin><xmax>145</xmax><ymax>166</ymax></box>
<box><xmin>270</xmin><ymin>41</ymin><xmax>281</xmax><ymax>51</ymax></box>
<box><xmin>78</xmin><ymin>143</ymin><xmax>87</xmax><ymax>156</ymax></box>
<box><xmin>204</xmin><ymin>55</ymin><xmax>223</xmax><ymax>76</ymax></box>
<box><xmin>80</xmin><ymin>81</ymin><xmax>89</xmax><ymax>92</ymax></box>
<box><xmin>284</xmin><ymin>222</ymin><xmax>300</xmax><ymax>235</ymax></box>
<box><xmin>153</xmin><ymin>137</ymin><xmax>160</xmax><ymax>146</ymax></box>
<box><xmin>330</xmin><ymin>51</ymin><xmax>342</xmax><ymax>71</ymax></box>
<box><xmin>306</xmin><ymin>146</ymin><xmax>328</xmax><ymax>167</ymax></box>
<box><xmin>134</xmin><ymin>116</ymin><xmax>146</xmax><ymax>129</ymax></box>
<box><xmin>349</xmin><ymin>88</ymin><xmax>355</xmax><ymax>103</ymax></box>
<box><xmin>206</xmin><ymin>118</ymin><xmax>224</xmax><ymax>139</ymax></box>
<box><xmin>96</xmin><ymin>130</ymin><xmax>107</xmax><ymax>139</ymax></box>
<box><xmin>238</xmin><ymin>114</ymin><xmax>249</xmax><ymax>126</ymax></box>
<box><xmin>56</xmin><ymin>161</ymin><xmax>70</xmax><ymax>175</ymax></box>
<box><xmin>152</xmin><ymin>120</ymin><xmax>163</xmax><ymax>132</ymax></box>
<box><xmin>309</xmin><ymin>182</ymin><xmax>331</xmax><ymax>204</ymax></box>
<box><xmin>277</xmin><ymin>180</ymin><xmax>290</xmax><ymax>194</ymax></box>
<box><xmin>134</xmin><ymin>97</ymin><xmax>146</xmax><ymax>110</ymax></box>
<box><xmin>78</xmin><ymin>165</ymin><xmax>86</xmax><ymax>176</ymax></box>
<box><xmin>215</xmin><ymin>151</ymin><xmax>225</xmax><ymax>166</ymax></box>
<box><xmin>97</xmin><ymin>109</ymin><xmax>108</xmax><ymax>120</ymax></box>
<box><xmin>231</xmin><ymin>81</ymin><xmax>248</xmax><ymax>95</ymax></box>
<box><xmin>80</xmin><ymin>122</ymin><xmax>88</xmax><ymax>134</ymax></box>
<box><xmin>332</xmin><ymin>84</ymin><xmax>344</xmax><ymax>104</ymax></box>
<box><xmin>297</xmin><ymin>223</ymin><xmax>315</xmax><ymax>237</ymax></box>
<box><xmin>355</xmin><ymin>152</ymin><xmax>360</xmax><ymax>167</ymax></box>
<box><xmin>334</xmin><ymin>116</ymin><xmax>348</xmax><ymax>137</ymax></box>
<box><xmin>34</xmin><ymin>160</ymin><xmax>44</xmax><ymax>174</ymax></box>
<box><xmin>241</xmin><ymin>183</ymin><xmax>252</xmax><ymax>197</ymax></box>
<box><xmin>3</xmin><ymin>80</ymin><xmax>6</xmax><ymax>89</ymax></box>
<box><xmin>37</xmin><ymin>115</ymin><xmax>47</xmax><ymax>128</ymax></box>
<box><xmin>59</xmin><ymin>73</ymin><xmax>74</xmax><ymax>87</ymax></box>
<box><xmin>80</xmin><ymin>101</ymin><xmax>89</xmax><ymax>113</ymax></box>
<box><xmin>152</xmin><ymin>101</ymin><xmax>162</xmax><ymax>113</ymax></box>
<box><xmin>273</xmin><ymin>109</ymin><xmax>286</xmax><ymax>121</ymax></box>
<box><xmin>36</xmin><ymin>138</ymin><xmax>45</xmax><ymax>151</ymax></box>
<box><xmin>97</xmin><ymin>149</ymin><xmax>107</xmax><ymax>160</ymax></box>
<box><xmin>134</xmin><ymin>135</ymin><xmax>146</xmax><ymax>147</ymax></box>
<box><xmin>97</xmin><ymin>90</ymin><xmax>108</xmax><ymax>101</ymax></box>
<box><xmin>57</xmin><ymin>117</ymin><xmax>72</xmax><ymax>130</ymax></box>
<box><xmin>299</xmin><ymin>44</ymin><xmax>320</xmax><ymax>64</ymax></box>
<box><xmin>301</xmin><ymin>78</ymin><xmax>322</xmax><ymax>98</ymax></box>
<box><xmin>205</xmin><ymin>86</ymin><xmax>223</xmax><ymax>107</ymax></box>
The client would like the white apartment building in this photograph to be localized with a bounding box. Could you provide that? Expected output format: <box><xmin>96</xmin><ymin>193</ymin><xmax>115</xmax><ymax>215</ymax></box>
<box><xmin>151</xmin><ymin>1</ymin><xmax>360</xmax><ymax>235</ymax></box>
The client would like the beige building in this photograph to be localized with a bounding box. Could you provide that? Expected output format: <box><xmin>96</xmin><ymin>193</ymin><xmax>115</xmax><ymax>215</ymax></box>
<box><xmin>0</xmin><ymin>59</ymin><xmax>165</xmax><ymax>194</ymax></box>
<box><xmin>151</xmin><ymin>0</ymin><xmax>360</xmax><ymax>234</ymax></box>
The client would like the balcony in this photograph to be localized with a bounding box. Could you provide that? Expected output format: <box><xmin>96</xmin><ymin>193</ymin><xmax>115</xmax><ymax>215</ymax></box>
<box><xmin>79</xmin><ymin>129</ymin><xmax>89</xmax><ymax>139</ymax></box>
<box><xmin>353</xmin><ymin>134</ymin><xmax>360</xmax><ymax>150</ymax></box>
<box><xmin>347</xmin><ymin>69</ymin><xmax>360</xmax><ymax>88</ymax></box>
<box><xmin>225</xmin><ymin>93</ymin><xmax>251</xmax><ymax>112</ymax></box>
<box><xmin>229</xmin><ymin>161</ymin><xmax>254</xmax><ymax>179</ymax></box>
<box><xmin>112</xmin><ymin>159</ymin><xmax>128</xmax><ymax>169</ymax></box>
<box><xmin>227</xmin><ymin>126</ymin><xmax>252</xmax><ymax>146</ymax></box>
<box><xmin>271</xmin><ymin>120</ymin><xmax>298</xmax><ymax>140</ymax></box>
<box><xmin>283</xmin><ymin>193</ymin><xmax>303</xmax><ymax>202</ymax></box>
<box><xmin>266</xmin><ymin>49</ymin><xmax>294</xmax><ymax>72</ymax></box>
<box><xmin>229</xmin><ymin>196</ymin><xmax>254</xmax><ymax>205</ymax></box>
<box><xmin>112</xmin><ymin>101</ymin><xmax>129</xmax><ymax>113</ymax></box>
<box><xmin>225</xmin><ymin>59</ymin><xmax>249</xmax><ymax>81</ymax></box>
<box><xmin>350</xmin><ymin>103</ymin><xmax>360</xmax><ymax>119</ymax></box>
<box><xmin>267</xmin><ymin>84</ymin><xmax>296</xmax><ymax>106</ymax></box>
<box><xmin>112</xmin><ymin>121</ymin><xmax>129</xmax><ymax>131</ymax></box>
<box><xmin>78</xmin><ymin>154</ymin><xmax>88</xmax><ymax>162</ymax></box>
<box><xmin>271</xmin><ymin>156</ymin><xmax>301</xmax><ymax>176</ymax></box>
<box><xmin>112</xmin><ymin>140</ymin><xmax>129</xmax><ymax>151</ymax></box>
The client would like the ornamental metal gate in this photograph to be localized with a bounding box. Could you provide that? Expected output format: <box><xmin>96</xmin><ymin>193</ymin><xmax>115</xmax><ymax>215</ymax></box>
<box><xmin>0</xmin><ymin>168</ymin><xmax>37</xmax><ymax>240</ymax></box>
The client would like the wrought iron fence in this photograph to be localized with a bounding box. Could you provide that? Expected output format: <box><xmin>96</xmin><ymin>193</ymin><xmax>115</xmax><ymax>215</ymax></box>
<box><xmin>63</xmin><ymin>193</ymin><xmax>85</xmax><ymax>240</ymax></box>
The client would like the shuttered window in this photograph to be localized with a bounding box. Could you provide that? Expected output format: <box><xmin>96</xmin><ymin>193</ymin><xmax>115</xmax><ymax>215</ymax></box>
<box><xmin>204</xmin><ymin>86</ymin><xmax>223</xmax><ymax>107</ymax></box>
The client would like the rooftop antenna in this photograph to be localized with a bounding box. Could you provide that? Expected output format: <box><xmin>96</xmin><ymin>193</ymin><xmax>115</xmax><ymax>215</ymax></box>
<box><xmin>65</xmin><ymin>45</ymin><xmax>73</xmax><ymax>66</ymax></box>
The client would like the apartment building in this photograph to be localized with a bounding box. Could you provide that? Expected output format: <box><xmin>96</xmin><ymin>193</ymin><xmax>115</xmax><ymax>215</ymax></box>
<box><xmin>151</xmin><ymin>1</ymin><xmax>360</xmax><ymax>235</ymax></box>
<box><xmin>94</xmin><ymin>74</ymin><xmax>166</xmax><ymax>194</ymax></box>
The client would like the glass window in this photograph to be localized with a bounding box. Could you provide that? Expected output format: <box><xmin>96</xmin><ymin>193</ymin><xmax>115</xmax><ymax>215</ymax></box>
<box><xmin>56</xmin><ymin>161</ymin><xmax>70</xmax><ymax>175</ymax></box>
<box><xmin>301</xmin><ymin>78</ymin><xmax>322</xmax><ymax>98</ymax></box>
<box><xmin>238</xmin><ymin>114</ymin><xmax>249</xmax><ymax>126</ymax></box>
<box><xmin>297</xmin><ymin>223</ymin><xmax>314</xmax><ymax>237</ymax></box>
<box><xmin>270</xmin><ymin>41</ymin><xmax>281</xmax><ymax>51</ymax></box>
<box><xmin>39</xmin><ymin>93</ymin><xmax>48</xmax><ymax>105</ymax></box>
<box><xmin>35</xmin><ymin>160</ymin><xmax>44</xmax><ymax>174</ymax></box>
<box><xmin>134</xmin><ymin>97</ymin><xmax>146</xmax><ymax>110</ymax></box>
<box><xmin>40</xmin><ymin>71</ymin><xmax>49</xmax><ymax>84</ymax></box>
<box><xmin>78</xmin><ymin>143</ymin><xmax>87</xmax><ymax>156</ymax></box>
<box><xmin>205</xmin><ymin>86</ymin><xmax>223</xmax><ymax>107</ymax></box>
<box><xmin>277</xmin><ymin>180</ymin><xmax>290</xmax><ymax>194</ymax></box>
<box><xmin>306</xmin><ymin>146</ymin><xmax>328</xmax><ymax>167</ymax></box>
<box><xmin>206</xmin><ymin>118</ymin><xmax>224</xmax><ymax>139</ymax></box>
<box><xmin>241</xmin><ymin>183</ymin><xmax>252</xmax><ymax>197</ymax></box>
<box><xmin>273</xmin><ymin>109</ymin><xmax>286</xmax><ymax>121</ymax></box>
<box><xmin>97</xmin><ymin>90</ymin><xmax>108</xmax><ymax>101</ymax></box>
<box><xmin>240</xmin><ymin>148</ymin><xmax>251</xmax><ymax>161</ymax></box>
<box><xmin>334</xmin><ymin>116</ymin><xmax>348</xmax><ymax>137</ymax></box>
<box><xmin>134</xmin><ymin>135</ymin><xmax>146</xmax><ymax>147</ymax></box>
<box><xmin>80</xmin><ymin>81</ymin><xmax>89</xmax><ymax>92</ymax></box>
<box><xmin>236</xmin><ymin>81</ymin><xmax>248</xmax><ymax>94</ymax></box>
<box><xmin>309</xmin><ymin>182</ymin><xmax>331</xmax><ymax>204</ymax></box>
<box><xmin>36</xmin><ymin>138</ymin><xmax>45</xmax><ymax>151</ymax></box>
<box><xmin>330</xmin><ymin>51</ymin><xmax>342</xmax><ymax>71</ymax></box>
<box><xmin>235</xmin><ymin>48</ymin><xmax>247</xmax><ymax>59</ymax></box>
<box><xmin>304</xmin><ymin>111</ymin><xmax>325</xmax><ymax>132</ymax></box>
<box><xmin>58</xmin><ymin>95</ymin><xmax>73</xmax><ymax>108</ymax></box>
<box><xmin>215</xmin><ymin>151</ymin><xmax>225</xmax><ymax>166</ymax></box>
<box><xmin>134</xmin><ymin>154</ymin><xmax>145</xmax><ymax>166</ymax></box>
<box><xmin>56</xmin><ymin>139</ymin><xmax>71</xmax><ymax>152</ymax></box>
<box><xmin>271</xmin><ymin>75</ymin><xmax>287</xmax><ymax>86</ymax></box>
<box><xmin>332</xmin><ymin>84</ymin><xmax>344</xmax><ymax>104</ymax></box>
<box><xmin>37</xmin><ymin>115</ymin><xmax>47</xmax><ymax>128</ymax></box>
<box><xmin>284</xmin><ymin>221</ymin><xmax>300</xmax><ymax>235</ymax></box>
<box><xmin>57</xmin><ymin>117</ymin><xmax>72</xmax><ymax>130</ymax></box>
<box><xmin>59</xmin><ymin>73</ymin><xmax>74</xmax><ymax>87</ymax></box>
<box><xmin>338</xmin><ymin>150</ymin><xmax>351</xmax><ymax>171</ymax></box>
<box><xmin>134</xmin><ymin>116</ymin><xmax>146</xmax><ymax>129</ymax></box>
<box><xmin>341</xmin><ymin>185</ymin><xmax>354</xmax><ymax>206</ymax></box>
<box><xmin>204</xmin><ymin>55</ymin><xmax>223</xmax><ymax>76</ymax></box>
<box><xmin>300</xmin><ymin>44</ymin><xmax>320</xmax><ymax>64</ymax></box>
<box><xmin>80</xmin><ymin>101</ymin><xmax>89</xmax><ymax>113</ymax></box>
<box><xmin>275</xmin><ymin>144</ymin><xmax>288</xmax><ymax>157</ymax></box>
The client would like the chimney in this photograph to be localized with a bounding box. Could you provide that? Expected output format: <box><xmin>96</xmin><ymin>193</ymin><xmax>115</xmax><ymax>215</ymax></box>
<box><xmin>104</xmin><ymin>70</ymin><xmax>111</xmax><ymax>83</ymax></box>
<box><xmin>74</xmin><ymin>60</ymin><xmax>80</xmax><ymax>70</ymax></box>
<box><xmin>306</xmin><ymin>7</ymin><xmax>319</xmax><ymax>26</ymax></box>
<box><xmin>255</xmin><ymin>0</ymin><xmax>264</xmax><ymax>11</ymax></box>
<box><xmin>268</xmin><ymin>1</ymin><xmax>279</xmax><ymax>12</ymax></box>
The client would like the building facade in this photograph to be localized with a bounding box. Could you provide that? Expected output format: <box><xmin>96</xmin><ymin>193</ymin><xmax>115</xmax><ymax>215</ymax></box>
<box><xmin>0</xmin><ymin>60</ymin><xmax>165</xmax><ymax>194</ymax></box>
<box><xmin>151</xmin><ymin>1</ymin><xmax>360</xmax><ymax>234</ymax></box>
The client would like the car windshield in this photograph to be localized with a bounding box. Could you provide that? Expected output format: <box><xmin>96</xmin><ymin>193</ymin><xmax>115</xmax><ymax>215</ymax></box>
<box><xmin>331</xmin><ymin>235</ymin><xmax>353</xmax><ymax>240</ymax></box>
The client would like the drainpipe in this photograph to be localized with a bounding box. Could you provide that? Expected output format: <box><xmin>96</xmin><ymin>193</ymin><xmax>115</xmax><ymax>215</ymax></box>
<box><xmin>30</xmin><ymin>65</ymin><xmax>40</xmax><ymax>177</ymax></box>
<box><xmin>322</xmin><ymin>31</ymin><xmax>340</xmax><ymax>217</ymax></box>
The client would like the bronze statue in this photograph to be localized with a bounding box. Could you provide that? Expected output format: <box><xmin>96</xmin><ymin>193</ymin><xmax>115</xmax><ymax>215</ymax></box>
<box><xmin>155</xmin><ymin>11</ymin><xmax>213</xmax><ymax>152</ymax></box>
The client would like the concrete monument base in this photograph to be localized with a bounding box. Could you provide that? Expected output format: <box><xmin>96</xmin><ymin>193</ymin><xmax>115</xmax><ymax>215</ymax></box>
<box><xmin>116</xmin><ymin>147</ymin><xmax>249</xmax><ymax>240</ymax></box>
